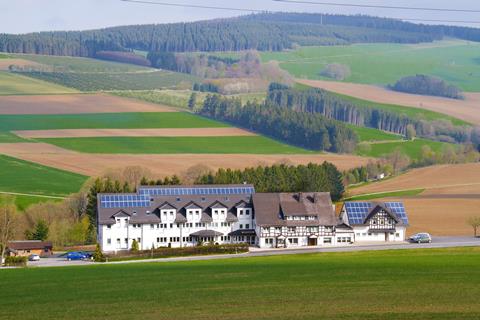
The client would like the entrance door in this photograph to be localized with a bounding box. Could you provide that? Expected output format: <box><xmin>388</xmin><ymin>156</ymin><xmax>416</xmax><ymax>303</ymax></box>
<box><xmin>308</xmin><ymin>238</ymin><xmax>317</xmax><ymax>246</ymax></box>
<box><xmin>385</xmin><ymin>233</ymin><xmax>389</xmax><ymax>242</ymax></box>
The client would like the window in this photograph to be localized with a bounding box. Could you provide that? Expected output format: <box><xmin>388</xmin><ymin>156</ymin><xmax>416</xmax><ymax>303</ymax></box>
<box><xmin>137</xmin><ymin>238</ymin><xmax>141</xmax><ymax>243</ymax></box>
<box><xmin>116</xmin><ymin>238</ymin><xmax>121</xmax><ymax>245</ymax></box>
<box><xmin>239</xmin><ymin>210</ymin><xmax>243</xmax><ymax>216</ymax></box>
<box><xmin>107</xmin><ymin>238</ymin><xmax>111</xmax><ymax>245</ymax></box>
<box><xmin>356</xmin><ymin>233</ymin><xmax>360</xmax><ymax>236</ymax></box>
<box><xmin>323</xmin><ymin>237</ymin><xmax>332</xmax><ymax>244</ymax></box>
<box><xmin>396</xmin><ymin>233</ymin><xmax>400</xmax><ymax>237</ymax></box>
<box><xmin>107</xmin><ymin>225</ymin><xmax>111</xmax><ymax>229</ymax></box>
<box><xmin>150</xmin><ymin>224</ymin><xmax>154</xmax><ymax>229</ymax></box>
<box><xmin>288</xmin><ymin>227</ymin><xmax>296</xmax><ymax>233</ymax></box>
<box><xmin>246</xmin><ymin>224</ymin><xmax>250</xmax><ymax>229</ymax></box>
<box><xmin>288</xmin><ymin>238</ymin><xmax>298</xmax><ymax>245</ymax></box>
<box><xmin>240</xmin><ymin>224</ymin><xmax>243</xmax><ymax>229</ymax></box>
<box><xmin>368</xmin><ymin>233</ymin><xmax>372</xmax><ymax>236</ymax></box>
<box><xmin>265</xmin><ymin>238</ymin><xmax>274</xmax><ymax>245</ymax></box>
<box><xmin>124</xmin><ymin>238</ymin><xmax>128</xmax><ymax>244</ymax></box>
<box><xmin>157</xmin><ymin>237</ymin><xmax>160</xmax><ymax>243</ymax></box>
<box><xmin>245</xmin><ymin>209</ymin><xmax>250</xmax><ymax>215</ymax></box>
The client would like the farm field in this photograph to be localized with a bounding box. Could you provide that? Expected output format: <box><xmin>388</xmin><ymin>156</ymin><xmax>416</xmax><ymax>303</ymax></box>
<box><xmin>18</xmin><ymin>70</ymin><xmax>198</xmax><ymax>91</ymax></box>
<box><xmin>0</xmin><ymin>154</ymin><xmax>87</xmax><ymax>196</ymax></box>
<box><xmin>0</xmin><ymin>71</ymin><xmax>77</xmax><ymax>95</ymax></box>
<box><xmin>1</xmin><ymin>248</ymin><xmax>480</xmax><ymax>320</ymax></box>
<box><xmin>37</xmin><ymin>136</ymin><xmax>315</xmax><ymax>154</ymax></box>
<box><xmin>262</xmin><ymin>40</ymin><xmax>480</xmax><ymax>92</ymax></box>
<box><xmin>0</xmin><ymin>58</ymin><xmax>48</xmax><ymax>71</ymax></box>
<box><xmin>348</xmin><ymin>163</ymin><xmax>480</xmax><ymax>236</ymax></box>
<box><xmin>0</xmin><ymin>112</ymin><xmax>227</xmax><ymax>131</ymax></box>
<box><xmin>14</xmin><ymin>128</ymin><xmax>255</xmax><ymax>139</ymax></box>
<box><xmin>0</xmin><ymin>143</ymin><xmax>371</xmax><ymax>176</ymax></box>
<box><xmin>348</xmin><ymin>125</ymin><xmax>401</xmax><ymax>142</ymax></box>
<box><xmin>355</xmin><ymin>138</ymin><xmax>452</xmax><ymax>161</ymax></box>
<box><xmin>0</xmin><ymin>94</ymin><xmax>176</xmax><ymax>114</ymax></box>
<box><xmin>297</xmin><ymin>79</ymin><xmax>480</xmax><ymax>126</ymax></box>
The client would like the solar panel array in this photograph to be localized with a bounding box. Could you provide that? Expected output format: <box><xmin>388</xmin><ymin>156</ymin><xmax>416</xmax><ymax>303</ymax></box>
<box><xmin>100</xmin><ymin>194</ymin><xmax>150</xmax><ymax>208</ymax></box>
<box><xmin>138</xmin><ymin>186</ymin><xmax>255</xmax><ymax>196</ymax></box>
<box><xmin>344</xmin><ymin>202</ymin><xmax>408</xmax><ymax>225</ymax></box>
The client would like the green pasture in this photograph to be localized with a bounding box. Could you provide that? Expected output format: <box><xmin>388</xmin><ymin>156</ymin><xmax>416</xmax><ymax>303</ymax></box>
<box><xmin>262</xmin><ymin>40</ymin><xmax>480</xmax><ymax>92</ymax></box>
<box><xmin>1</xmin><ymin>247</ymin><xmax>480</xmax><ymax>320</ymax></box>
<box><xmin>0</xmin><ymin>194</ymin><xmax>62</xmax><ymax>211</ymax></box>
<box><xmin>348</xmin><ymin>125</ymin><xmax>402</xmax><ymax>142</ymax></box>
<box><xmin>38</xmin><ymin>136</ymin><xmax>313</xmax><ymax>154</ymax></box>
<box><xmin>0</xmin><ymin>71</ymin><xmax>77</xmax><ymax>95</ymax></box>
<box><xmin>344</xmin><ymin>188</ymin><xmax>425</xmax><ymax>201</ymax></box>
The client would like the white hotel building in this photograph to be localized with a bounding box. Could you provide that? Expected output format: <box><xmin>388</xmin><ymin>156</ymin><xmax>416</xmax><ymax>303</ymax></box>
<box><xmin>97</xmin><ymin>185</ymin><xmax>408</xmax><ymax>252</ymax></box>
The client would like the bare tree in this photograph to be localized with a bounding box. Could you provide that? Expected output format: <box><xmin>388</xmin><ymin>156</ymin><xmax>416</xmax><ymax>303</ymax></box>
<box><xmin>183</xmin><ymin>164</ymin><xmax>212</xmax><ymax>184</ymax></box>
<box><xmin>65</xmin><ymin>192</ymin><xmax>88</xmax><ymax>221</ymax></box>
<box><xmin>0</xmin><ymin>196</ymin><xmax>18</xmax><ymax>266</ymax></box>
<box><xmin>122</xmin><ymin>166</ymin><xmax>153</xmax><ymax>187</ymax></box>
<box><xmin>467</xmin><ymin>216</ymin><xmax>480</xmax><ymax>238</ymax></box>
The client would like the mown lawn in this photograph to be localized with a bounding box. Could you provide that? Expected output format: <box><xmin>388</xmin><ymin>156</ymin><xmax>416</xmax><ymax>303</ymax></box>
<box><xmin>0</xmin><ymin>112</ymin><xmax>229</xmax><ymax>131</ymax></box>
<box><xmin>38</xmin><ymin>136</ymin><xmax>314</xmax><ymax>154</ymax></box>
<box><xmin>356</xmin><ymin>138</ymin><xmax>453</xmax><ymax>160</ymax></box>
<box><xmin>1</xmin><ymin>248</ymin><xmax>479</xmax><ymax>320</ymax></box>
<box><xmin>0</xmin><ymin>71</ymin><xmax>77</xmax><ymax>95</ymax></box>
<box><xmin>0</xmin><ymin>155</ymin><xmax>87</xmax><ymax>196</ymax></box>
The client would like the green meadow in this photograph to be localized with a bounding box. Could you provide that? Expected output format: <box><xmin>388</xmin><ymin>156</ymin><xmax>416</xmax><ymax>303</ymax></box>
<box><xmin>0</xmin><ymin>155</ymin><xmax>87</xmax><ymax>196</ymax></box>
<box><xmin>348</xmin><ymin>125</ymin><xmax>401</xmax><ymax>142</ymax></box>
<box><xmin>0</xmin><ymin>71</ymin><xmax>77</xmax><ymax>95</ymax></box>
<box><xmin>356</xmin><ymin>138</ymin><xmax>453</xmax><ymax>160</ymax></box>
<box><xmin>262</xmin><ymin>40</ymin><xmax>480</xmax><ymax>92</ymax></box>
<box><xmin>38</xmin><ymin>136</ymin><xmax>314</xmax><ymax>154</ymax></box>
<box><xmin>0</xmin><ymin>194</ymin><xmax>62</xmax><ymax>211</ymax></box>
<box><xmin>1</xmin><ymin>248</ymin><xmax>479</xmax><ymax>320</ymax></box>
<box><xmin>0</xmin><ymin>112</ymin><xmax>228</xmax><ymax>131</ymax></box>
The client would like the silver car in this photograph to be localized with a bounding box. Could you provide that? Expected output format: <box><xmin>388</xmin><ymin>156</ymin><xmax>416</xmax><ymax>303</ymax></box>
<box><xmin>409</xmin><ymin>233</ymin><xmax>432</xmax><ymax>243</ymax></box>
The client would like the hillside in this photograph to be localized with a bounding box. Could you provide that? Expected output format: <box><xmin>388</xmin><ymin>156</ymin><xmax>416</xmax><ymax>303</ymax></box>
<box><xmin>2</xmin><ymin>13</ymin><xmax>480</xmax><ymax>57</ymax></box>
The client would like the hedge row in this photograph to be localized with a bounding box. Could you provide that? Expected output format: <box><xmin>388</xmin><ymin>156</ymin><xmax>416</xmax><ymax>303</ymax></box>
<box><xmin>105</xmin><ymin>243</ymin><xmax>249</xmax><ymax>262</ymax></box>
<box><xmin>4</xmin><ymin>256</ymin><xmax>27</xmax><ymax>267</ymax></box>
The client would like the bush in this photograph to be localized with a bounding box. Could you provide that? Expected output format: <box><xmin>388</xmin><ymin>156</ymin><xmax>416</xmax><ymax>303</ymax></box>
<box><xmin>4</xmin><ymin>256</ymin><xmax>27</xmax><ymax>267</ymax></box>
<box><xmin>390</xmin><ymin>74</ymin><xmax>463</xmax><ymax>99</ymax></box>
<box><xmin>106</xmin><ymin>243</ymin><xmax>249</xmax><ymax>261</ymax></box>
<box><xmin>93</xmin><ymin>243</ymin><xmax>106</xmax><ymax>262</ymax></box>
<box><xmin>320</xmin><ymin>63</ymin><xmax>351</xmax><ymax>80</ymax></box>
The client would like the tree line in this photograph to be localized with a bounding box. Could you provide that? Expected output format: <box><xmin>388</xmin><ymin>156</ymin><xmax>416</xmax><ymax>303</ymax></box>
<box><xmin>390</xmin><ymin>74</ymin><xmax>464</xmax><ymax>99</ymax></box>
<box><xmin>197</xmin><ymin>94</ymin><xmax>358</xmax><ymax>153</ymax></box>
<box><xmin>267</xmin><ymin>86</ymin><xmax>477</xmax><ymax>145</ymax></box>
<box><xmin>3</xmin><ymin>13</ymin><xmax>477</xmax><ymax>57</ymax></box>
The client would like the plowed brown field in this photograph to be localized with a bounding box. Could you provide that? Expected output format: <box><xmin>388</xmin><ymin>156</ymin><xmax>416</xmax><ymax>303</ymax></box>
<box><xmin>0</xmin><ymin>143</ymin><xmax>371</xmax><ymax>177</ymax></box>
<box><xmin>0</xmin><ymin>93</ymin><xmax>176</xmax><ymax>114</ymax></box>
<box><xmin>349</xmin><ymin>163</ymin><xmax>480</xmax><ymax>236</ymax></box>
<box><xmin>0</xmin><ymin>59</ymin><xmax>48</xmax><ymax>71</ymax></box>
<box><xmin>297</xmin><ymin>79</ymin><xmax>480</xmax><ymax>125</ymax></box>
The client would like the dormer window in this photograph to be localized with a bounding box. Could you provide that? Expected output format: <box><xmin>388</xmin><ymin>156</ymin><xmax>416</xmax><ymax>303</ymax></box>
<box><xmin>176</xmin><ymin>197</ymin><xmax>181</xmax><ymax>202</ymax></box>
<box><xmin>132</xmin><ymin>211</ymin><xmax>137</xmax><ymax>216</ymax></box>
<box><xmin>201</xmin><ymin>197</ymin><xmax>206</xmax><ymax>202</ymax></box>
<box><xmin>146</xmin><ymin>210</ymin><xmax>151</xmax><ymax>215</ymax></box>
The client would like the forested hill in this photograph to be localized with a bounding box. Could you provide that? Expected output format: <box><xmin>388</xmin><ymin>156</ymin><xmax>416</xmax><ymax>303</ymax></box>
<box><xmin>1</xmin><ymin>13</ymin><xmax>479</xmax><ymax>57</ymax></box>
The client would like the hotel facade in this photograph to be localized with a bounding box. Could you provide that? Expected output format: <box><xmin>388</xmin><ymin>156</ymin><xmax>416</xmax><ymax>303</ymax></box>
<box><xmin>97</xmin><ymin>185</ymin><xmax>408</xmax><ymax>252</ymax></box>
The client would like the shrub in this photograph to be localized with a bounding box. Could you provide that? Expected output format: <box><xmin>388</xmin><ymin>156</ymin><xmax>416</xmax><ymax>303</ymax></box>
<box><xmin>131</xmin><ymin>239</ymin><xmax>139</xmax><ymax>253</ymax></box>
<box><xmin>390</xmin><ymin>74</ymin><xmax>464</xmax><ymax>99</ymax></box>
<box><xmin>93</xmin><ymin>243</ymin><xmax>106</xmax><ymax>262</ymax></box>
<box><xmin>4</xmin><ymin>256</ymin><xmax>27</xmax><ymax>267</ymax></box>
<box><xmin>320</xmin><ymin>63</ymin><xmax>351</xmax><ymax>80</ymax></box>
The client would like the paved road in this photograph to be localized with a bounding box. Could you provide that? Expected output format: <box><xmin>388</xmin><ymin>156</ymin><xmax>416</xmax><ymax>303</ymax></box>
<box><xmin>23</xmin><ymin>236</ymin><xmax>480</xmax><ymax>268</ymax></box>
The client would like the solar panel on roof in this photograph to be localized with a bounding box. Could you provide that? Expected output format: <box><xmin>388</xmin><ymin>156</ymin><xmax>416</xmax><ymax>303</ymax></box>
<box><xmin>137</xmin><ymin>186</ymin><xmax>255</xmax><ymax>196</ymax></box>
<box><xmin>344</xmin><ymin>201</ymin><xmax>408</xmax><ymax>225</ymax></box>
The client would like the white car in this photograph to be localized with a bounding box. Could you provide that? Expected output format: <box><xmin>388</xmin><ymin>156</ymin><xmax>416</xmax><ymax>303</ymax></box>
<box><xmin>28</xmin><ymin>254</ymin><xmax>41</xmax><ymax>261</ymax></box>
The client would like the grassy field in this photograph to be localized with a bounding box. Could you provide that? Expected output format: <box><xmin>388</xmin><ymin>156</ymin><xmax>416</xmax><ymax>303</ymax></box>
<box><xmin>344</xmin><ymin>188</ymin><xmax>425</xmax><ymax>201</ymax></box>
<box><xmin>38</xmin><ymin>136</ymin><xmax>313</xmax><ymax>154</ymax></box>
<box><xmin>113</xmin><ymin>90</ymin><xmax>266</xmax><ymax>109</ymax></box>
<box><xmin>0</xmin><ymin>112</ymin><xmax>228</xmax><ymax>131</ymax></box>
<box><xmin>0</xmin><ymin>130</ymin><xmax>27</xmax><ymax>143</ymax></box>
<box><xmin>18</xmin><ymin>70</ymin><xmax>198</xmax><ymax>91</ymax></box>
<box><xmin>335</xmin><ymin>92</ymin><xmax>469</xmax><ymax>126</ymax></box>
<box><xmin>0</xmin><ymin>155</ymin><xmax>87</xmax><ymax>196</ymax></box>
<box><xmin>0</xmin><ymin>71</ymin><xmax>77</xmax><ymax>95</ymax></box>
<box><xmin>262</xmin><ymin>40</ymin><xmax>480</xmax><ymax>92</ymax></box>
<box><xmin>356</xmin><ymin>138</ymin><xmax>453</xmax><ymax>160</ymax></box>
<box><xmin>348</xmin><ymin>125</ymin><xmax>401</xmax><ymax>142</ymax></box>
<box><xmin>0</xmin><ymin>193</ymin><xmax>62</xmax><ymax>211</ymax></box>
<box><xmin>1</xmin><ymin>247</ymin><xmax>480</xmax><ymax>320</ymax></box>
<box><xmin>14</xmin><ymin>54</ymin><xmax>151</xmax><ymax>72</ymax></box>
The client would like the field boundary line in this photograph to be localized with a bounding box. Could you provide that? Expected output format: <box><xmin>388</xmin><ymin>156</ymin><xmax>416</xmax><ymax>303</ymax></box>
<box><xmin>0</xmin><ymin>191</ymin><xmax>66</xmax><ymax>199</ymax></box>
<box><xmin>350</xmin><ymin>182</ymin><xmax>480</xmax><ymax>198</ymax></box>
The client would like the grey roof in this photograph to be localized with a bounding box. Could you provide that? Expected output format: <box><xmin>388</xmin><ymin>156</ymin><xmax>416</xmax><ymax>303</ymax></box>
<box><xmin>229</xmin><ymin>229</ymin><xmax>256</xmax><ymax>236</ymax></box>
<box><xmin>98</xmin><ymin>191</ymin><xmax>252</xmax><ymax>225</ymax></box>
<box><xmin>8</xmin><ymin>241</ymin><xmax>53</xmax><ymax>251</ymax></box>
<box><xmin>343</xmin><ymin>201</ymin><xmax>408</xmax><ymax>226</ymax></box>
<box><xmin>253</xmin><ymin>192</ymin><xmax>337</xmax><ymax>227</ymax></box>
<box><xmin>190</xmin><ymin>230</ymin><xmax>223</xmax><ymax>237</ymax></box>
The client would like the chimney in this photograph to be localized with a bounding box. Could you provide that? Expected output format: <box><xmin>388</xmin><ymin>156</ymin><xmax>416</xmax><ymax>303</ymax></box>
<box><xmin>298</xmin><ymin>193</ymin><xmax>305</xmax><ymax>202</ymax></box>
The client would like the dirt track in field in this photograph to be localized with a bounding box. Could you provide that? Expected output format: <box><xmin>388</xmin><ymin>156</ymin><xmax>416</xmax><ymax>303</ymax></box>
<box><xmin>0</xmin><ymin>59</ymin><xmax>49</xmax><ymax>71</ymax></box>
<box><xmin>0</xmin><ymin>143</ymin><xmax>371</xmax><ymax>177</ymax></box>
<box><xmin>14</xmin><ymin>128</ymin><xmax>256</xmax><ymax>138</ymax></box>
<box><xmin>297</xmin><ymin>79</ymin><xmax>480</xmax><ymax>125</ymax></box>
<box><xmin>348</xmin><ymin>163</ymin><xmax>480</xmax><ymax>236</ymax></box>
<box><xmin>0</xmin><ymin>94</ymin><xmax>177</xmax><ymax>114</ymax></box>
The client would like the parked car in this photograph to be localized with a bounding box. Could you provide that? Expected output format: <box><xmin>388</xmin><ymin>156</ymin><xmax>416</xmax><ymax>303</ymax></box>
<box><xmin>66</xmin><ymin>251</ymin><xmax>88</xmax><ymax>261</ymax></box>
<box><xmin>78</xmin><ymin>251</ymin><xmax>94</xmax><ymax>260</ymax></box>
<box><xmin>28</xmin><ymin>254</ymin><xmax>41</xmax><ymax>261</ymax></box>
<box><xmin>409</xmin><ymin>233</ymin><xmax>432</xmax><ymax>243</ymax></box>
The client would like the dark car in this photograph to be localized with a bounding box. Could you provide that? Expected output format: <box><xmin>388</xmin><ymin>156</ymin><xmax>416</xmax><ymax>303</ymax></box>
<box><xmin>66</xmin><ymin>251</ymin><xmax>88</xmax><ymax>261</ymax></box>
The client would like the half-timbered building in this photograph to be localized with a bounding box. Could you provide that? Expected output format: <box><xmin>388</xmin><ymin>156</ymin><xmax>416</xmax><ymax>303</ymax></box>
<box><xmin>339</xmin><ymin>201</ymin><xmax>409</xmax><ymax>242</ymax></box>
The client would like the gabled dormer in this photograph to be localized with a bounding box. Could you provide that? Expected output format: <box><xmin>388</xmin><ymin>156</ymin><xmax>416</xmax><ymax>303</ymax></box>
<box><xmin>209</xmin><ymin>200</ymin><xmax>228</xmax><ymax>220</ymax></box>
<box><xmin>364</xmin><ymin>204</ymin><xmax>401</xmax><ymax>230</ymax></box>
<box><xmin>111</xmin><ymin>210</ymin><xmax>130</xmax><ymax>226</ymax></box>
<box><xmin>183</xmin><ymin>201</ymin><xmax>202</xmax><ymax>221</ymax></box>
<box><xmin>157</xmin><ymin>201</ymin><xmax>176</xmax><ymax>211</ymax></box>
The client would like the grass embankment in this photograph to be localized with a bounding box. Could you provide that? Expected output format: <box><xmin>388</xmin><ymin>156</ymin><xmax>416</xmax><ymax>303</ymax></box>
<box><xmin>344</xmin><ymin>188</ymin><xmax>425</xmax><ymax>201</ymax></box>
<box><xmin>0</xmin><ymin>154</ymin><xmax>87</xmax><ymax>197</ymax></box>
<box><xmin>262</xmin><ymin>40</ymin><xmax>480</xmax><ymax>92</ymax></box>
<box><xmin>38</xmin><ymin>136</ymin><xmax>314</xmax><ymax>154</ymax></box>
<box><xmin>1</xmin><ymin>247</ymin><xmax>480</xmax><ymax>320</ymax></box>
<box><xmin>0</xmin><ymin>71</ymin><xmax>77</xmax><ymax>95</ymax></box>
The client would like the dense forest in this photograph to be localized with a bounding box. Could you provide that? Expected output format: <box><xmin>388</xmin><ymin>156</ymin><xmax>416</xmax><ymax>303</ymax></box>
<box><xmin>2</xmin><ymin>13</ymin><xmax>479</xmax><ymax>57</ymax></box>
<box><xmin>390</xmin><ymin>74</ymin><xmax>464</xmax><ymax>99</ymax></box>
<box><xmin>266</xmin><ymin>86</ymin><xmax>477</xmax><ymax>144</ymax></box>
<box><xmin>197</xmin><ymin>94</ymin><xmax>358</xmax><ymax>153</ymax></box>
